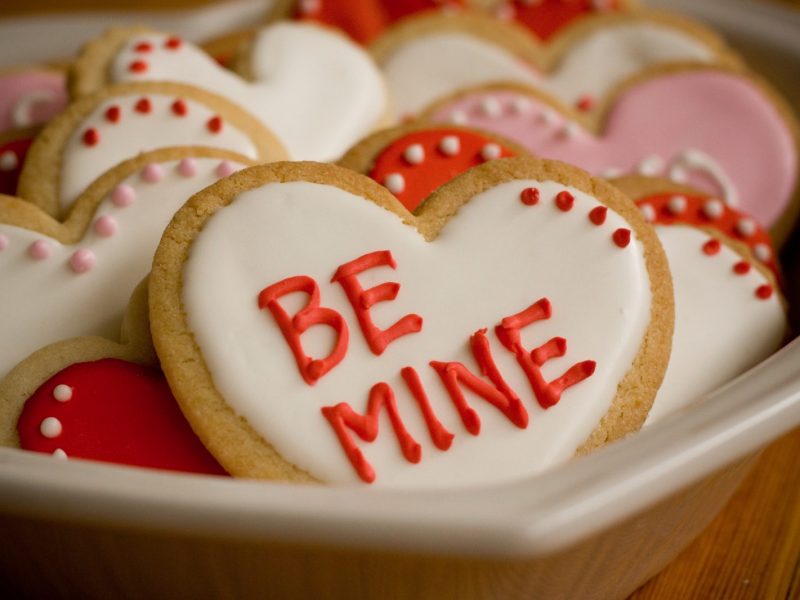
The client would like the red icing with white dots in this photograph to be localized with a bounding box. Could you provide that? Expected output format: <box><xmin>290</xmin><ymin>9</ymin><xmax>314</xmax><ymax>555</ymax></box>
<box><xmin>369</xmin><ymin>129</ymin><xmax>516</xmax><ymax>212</ymax></box>
<box><xmin>635</xmin><ymin>193</ymin><xmax>778</xmax><ymax>278</ymax></box>
<box><xmin>294</xmin><ymin>0</ymin><xmax>465</xmax><ymax>45</ymax></box>
<box><xmin>17</xmin><ymin>359</ymin><xmax>227</xmax><ymax>476</ymax></box>
<box><xmin>0</xmin><ymin>137</ymin><xmax>33</xmax><ymax>196</ymax></box>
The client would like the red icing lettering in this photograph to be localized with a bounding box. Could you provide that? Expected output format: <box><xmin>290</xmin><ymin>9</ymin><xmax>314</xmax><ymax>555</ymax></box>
<box><xmin>332</xmin><ymin>250</ymin><xmax>422</xmax><ymax>355</ymax></box>
<box><xmin>258</xmin><ymin>276</ymin><xmax>349</xmax><ymax>385</ymax></box>
<box><xmin>16</xmin><ymin>359</ymin><xmax>227</xmax><ymax>476</ymax></box>
<box><xmin>430</xmin><ymin>329</ymin><xmax>528</xmax><ymax>435</ymax></box>
<box><xmin>496</xmin><ymin>298</ymin><xmax>596</xmax><ymax>409</ymax></box>
<box><xmin>400</xmin><ymin>366</ymin><xmax>454</xmax><ymax>451</ymax></box>
<box><xmin>322</xmin><ymin>382</ymin><xmax>422</xmax><ymax>483</ymax></box>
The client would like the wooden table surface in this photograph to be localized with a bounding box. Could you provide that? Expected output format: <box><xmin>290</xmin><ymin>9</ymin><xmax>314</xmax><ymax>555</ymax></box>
<box><xmin>629</xmin><ymin>426</ymin><xmax>800</xmax><ymax>599</ymax></box>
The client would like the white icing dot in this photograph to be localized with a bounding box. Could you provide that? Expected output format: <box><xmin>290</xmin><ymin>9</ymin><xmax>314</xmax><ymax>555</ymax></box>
<box><xmin>637</xmin><ymin>155</ymin><xmax>665</xmax><ymax>177</ymax></box>
<box><xmin>736</xmin><ymin>218</ymin><xmax>757</xmax><ymax>238</ymax></box>
<box><xmin>539</xmin><ymin>109</ymin><xmax>558</xmax><ymax>125</ymax></box>
<box><xmin>600</xmin><ymin>167</ymin><xmax>624</xmax><ymax>179</ymax></box>
<box><xmin>0</xmin><ymin>150</ymin><xmax>18</xmax><ymax>172</ymax></box>
<box><xmin>510</xmin><ymin>97</ymin><xmax>531</xmax><ymax>115</ymax></box>
<box><xmin>384</xmin><ymin>173</ymin><xmax>405</xmax><ymax>195</ymax></box>
<box><xmin>52</xmin><ymin>384</ymin><xmax>73</xmax><ymax>402</ymax></box>
<box><xmin>439</xmin><ymin>135</ymin><xmax>460</xmax><ymax>157</ymax></box>
<box><xmin>639</xmin><ymin>203</ymin><xmax>656</xmax><ymax>223</ymax></box>
<box><xmin>480</xmin><ymin>143</ymin><xmax>502</xmax><ymax>161</ymax></box>
<box><xmin>668</xmin><ymin>165</ymin><xmax>688</xmax><ymax>184</ymax></box>
<box><xmin>449</xmin><ymin>110</ymin><xmax>468</xmax><ymax>125</ymax></box>
<box><xmin>40</xmin><ymin>417</ymin><xmax>62</xmax><ymax>439</ymax></box>
<box><xmin>667</xmin><ymin>195</ymin><xmax>687</xmax><ymax>216</ymax></box>
<box><xmin>479</xmin><ymin>97</ymin><xmax>502</xmax><ymax>118</ymax></box>
<box><xmin>403</xmin><ymin>144</ymin><xmax>425</xmax><ymax>165</ymax></box>
<box><xmin>702</xmin><ymin>199</ymin><xmax>724</xmax><ymax>220</ymax></box>
<box><xmin>754</xmin><ymin>243</ymin><xmax>771</xmax><ymax>262</ymax></box>
<box><xmin>52</xmin><ymin>448</ymin><xmax>68</xmax><ymax>460</ymax></box>
<box><xmin>560</xmin><ymin>122</ymin><xmax>579</xmax><ymax>139</ymax></box>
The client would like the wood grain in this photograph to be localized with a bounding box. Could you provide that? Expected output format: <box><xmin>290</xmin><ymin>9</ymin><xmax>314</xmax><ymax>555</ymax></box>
<box><xmin>630</xmin><ymin>427</ymin><xmax>800</xmax><ymax>600</ymax></box>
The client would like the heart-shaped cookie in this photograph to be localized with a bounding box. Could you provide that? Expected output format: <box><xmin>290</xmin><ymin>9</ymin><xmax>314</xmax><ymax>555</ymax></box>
<box><xmin>423</xmin><ymin>67</ymin><xmax>800</xmax><ymax>246</ymax></box>
<box><xmin>150</xmin><ymin>158</ymin><xmax>672</xmax><ymax>487</ymax></box>
<box><xmin>370</xmin><ymin>10</ymin><xmax>737</xmax><ymax>118</ymax></box>
<box><xmin>612</xmin><ymin>177</ymin><xmax>787</xmax><ymax>423</ymax></box>
<box><xmin>338</xmin><ymin>123</ymin><xmax>526</xmax><ymax>212</ymax></box>
<box><xmin>70</xmin><ymin>23</ymin><xmax>390</xmax><ymax>162</ymax></box>
<box><xmin>0</xmin><ymin>147</ymin><xmax>253</xmax><ymax>379</ymax></box>
<box><xmin>18</xmin><ymin>82</ymin><xmax>284</xmax><ymax>219</ymax></box>
<box><xmin>490</xmin><ymin>0</ymin><xmax>628</xmax><ymax>41</ymax></box>
<box><xmin>0</xmin><ymin>280</ymin><xmax>227</xmax><ymax>476</ymax></box>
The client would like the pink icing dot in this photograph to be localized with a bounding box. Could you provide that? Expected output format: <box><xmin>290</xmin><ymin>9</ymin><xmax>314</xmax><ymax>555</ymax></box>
<box><xmin>112</xmin><ymin>183</ymin><xmax>136</xmax><ymax>207</ymax></box>
<box><xmin>68</xmin><ymin>248</ymin><xmax>95</xmax><ymax>274</ymax></box>
<box><xmin>28</xmin><ymin>240</ymin><xmax>51</xmax><ymax>260</ymax></box>
<box><xmin>177</xmin><ymin>158</ymin><xmax>197</xmax><ymax>178</ymax></box>
<box><xmin>141</xmin><ymin>163</ymin><xmax>164</xmax><ymax>183</ymax></box>
<box><xmin>93</xmin><ymin>215</ymin><xmax>118</xmax><ymax>237</ymax></box>
<box><xmin>0</xmin><ymin>234</ymin><xmax>8</xmax><ymax>251</ymax></box>
<box><xmin>215</xmin><ymin>160</ymin><xmax>239</xmax><ymax>178</ymax></box>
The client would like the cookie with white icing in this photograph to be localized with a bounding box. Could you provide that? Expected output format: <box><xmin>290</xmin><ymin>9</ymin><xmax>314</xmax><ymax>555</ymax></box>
<box><xmin>338</xmin><ymin>122</ymin><xmax>528</xmax><ymax>212</ymax></box>
<box><xmin>69</xmin><ymin>22</ymin><xmax>391</xmax><ymax>163</ymax></box>
<box><xmin>370</xmin><ymin>10</ymin><xmax>739</xmax><ymax>119</ymax></box>
<box><xmin>0</xmin><ymin>146</ymin><xmax>255</xmax><ymax>380</ymax></box>
<box><xmin>149</xmin><ymin>158</ymin><xmax>673</xmax><ymax>487</ymax></box>
<box><xmin>421</xmin><ymin>65</ymin><xmax>800</xmax><ymax>247</ymax></box>
<box><xmin>612</xmin><ymin>176</ymin><xmax>788</xmax><ymax>424</ymax></box>
<box><xmin>17</xmin><ymin>81</ymin><xmax>285</xmax><ymax>219</ymax></box>
<box><xmin>0</xmin><ymin>279</ymin><xmax>227</xmax><ymax>476</ymax></box>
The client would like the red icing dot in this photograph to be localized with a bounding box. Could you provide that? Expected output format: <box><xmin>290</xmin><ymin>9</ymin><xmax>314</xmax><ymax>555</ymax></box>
<box><xmin>702</xmin><ymin>239</ymin><xmax>721</xmax><ymax>256</ymax></box>
<box><xmin>165</xmin><ymin>36</ymin><xmax>183</xmax><ymax>50</ymax></box>
<box><xmin>134</xmin><ymin>97</ymin><xmax>152</xmax><ymax>114</ymax></box>
<box><xmin>555</xmin><ymin>191</ymin><xmax>574</xmax><ymax>212</ymax></box>
<box><xmin>82</xmin><ymin>128</ymin><xmax>100</xmax><ymax>147</ymax></box>
<box><xmin>368</xmin><ymin>128</ymin><xmax>516</xmax><ymax>212</ymax></box>
<box><xmin>576</xmin><ymin>95</ymin><xmax>595</xmax><ymax>112</ymax></box>
<box><xmin>733</xmin><ymin>261</ymin><xmax>751</xmax><ymax>275</ymax></box>
<box><xmin>756</xmin><ymin>284</ymin><xmax>773</xmax><ymax>300</ymax></box>
<box><xmin>613</xmin><ymin>228</ymin><xmax>631</xmax><ymax>248</ymax></box>
<box><xmin>104</xmin><ymin>105</ymin><xmax>121</xmax><ymax>123</ymax></box>
<box><xmin>520</xmin><ymin>187</ymin><xmax>539</xmax><ymax>206</ymax></box>
<box><xmin>128</xmin><ymin>60</ymin><xmax>148</xmax><ymax>73</ymax></box>
<box><xmin>207</xmin><ymin>115</ymin><xmax>223</xmax><ymax>133</ymax></box>
<box><xmin>134</xmin><ymin>41</ymin><xmax>153</xmax><ymax>53</ymax></box>
<box><xmin>588</xmin><ymin>206</ymin><xmax>607</xmax><ymax>226</ymax></box>
<box><xmin>634</xmin><ymin>193</ymin><xmax>779</xmax><ymax>280</ymax></box>
<box><xmin>16</xmin><ymin>359</ymin><xmax>227</xmax><ymax>476</ymax></box>
<box><xmin>171</xmin><ymin>99</ymin><xmax>188</xmax><ymax>116</ymax></box>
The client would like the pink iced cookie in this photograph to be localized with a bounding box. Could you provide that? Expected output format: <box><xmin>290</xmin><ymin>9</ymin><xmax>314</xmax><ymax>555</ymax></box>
<box><xmin>425</xmin><ymin>68</ymin><xmax>800</xmax><ymax>245</ymax></box>
<box><xmin>0</xmin><ymin>71</ymin><xmax>68</xmax><ymax>133</ymax></box>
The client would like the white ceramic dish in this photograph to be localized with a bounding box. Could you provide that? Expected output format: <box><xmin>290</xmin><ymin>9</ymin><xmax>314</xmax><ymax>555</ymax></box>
<box><xmin>1</xmin><ymin>1</ymin><xmax>799</xmax><ymax>598</ymax></box>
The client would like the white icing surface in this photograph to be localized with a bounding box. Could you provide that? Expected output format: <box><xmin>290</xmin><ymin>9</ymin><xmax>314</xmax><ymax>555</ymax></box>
<box><xmin>60</xmin><ymin>94</ymin><xmax>258</xmax><ymax>212</ymax></box>
<box><xmin>381</xmin><ymin>23</ymin><xmax>715</xmax><ymax>116</ymax></box>
<box><xmin>645</xmin><ymin>226</ymin><xmax>785</xmax><ymax>424</ymax></box>
<box><xmin>110</xmin><ymin>24</ymin><xmax>388</xmax><ymax>162</ymax></box>
<box><xmin>0</xmin><ymin>157</ymin><xmax>247</xmax><ymax>380</ymax></box>
<box><xmin>182</xmin><ymin>180</ymin><xmax>653</xmax><ymax>488</ymax></box>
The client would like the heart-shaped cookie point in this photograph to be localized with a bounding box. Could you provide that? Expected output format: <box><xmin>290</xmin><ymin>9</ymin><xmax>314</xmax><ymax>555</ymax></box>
<box><xmin>16</xmin><ymin>358</ymin><xmax>226</xmax><ymax>475</ymax></box>
<box><xmin>72</xmin><ymin>23</ymin><xmax>389</xmax><ymax>162</ymax></box>
<box><xmin>150</xmin><ymin>159</ymin><xmax>672</xmax><ymax>487</ymax></box>
<box><xmin>424</xmin><ymin>67</ymin><xmax>800</xmax><ymax>245</ymax></box>
<box><xmin>339</xmin><ymin>124</ymin><xmax>524</xmax><ymax>213</ymax></box>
